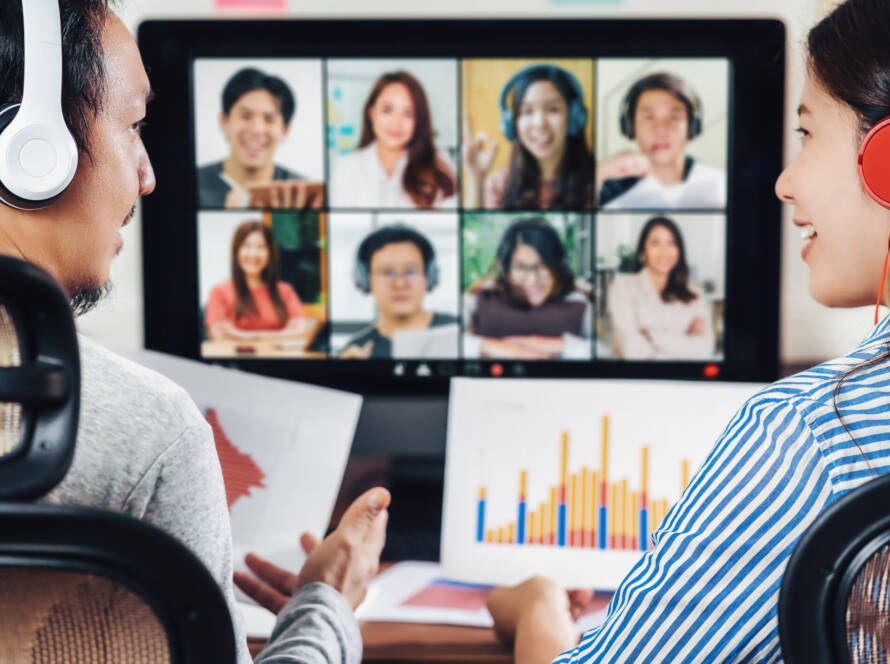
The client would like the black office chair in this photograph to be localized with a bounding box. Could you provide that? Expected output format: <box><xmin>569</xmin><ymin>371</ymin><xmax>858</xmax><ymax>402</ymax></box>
<box><xmin>0</xmin><ymin>254</ymin><xmax>236</xmax><ymax>663</ymax></box>
<box><xmin>779</xmin><ymin>472</ymin><xmax>890</xmax><ymax>663</ymax></box>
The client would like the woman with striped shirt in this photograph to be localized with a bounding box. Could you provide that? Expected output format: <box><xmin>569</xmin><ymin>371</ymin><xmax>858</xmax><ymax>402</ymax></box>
<box><xmin>486</xmin><ymin>1</ymin><xmax>890</xmax><ymax>661</ymax></box>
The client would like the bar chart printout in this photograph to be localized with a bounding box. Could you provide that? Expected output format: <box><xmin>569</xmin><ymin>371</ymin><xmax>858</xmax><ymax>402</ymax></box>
<box><xmin>442</xmin><ymin>378</ymin><xmax>763</xmax><ymax>588</ymax></box>
<box><xmin>475</xmin><ymin>418</ymin><xmax>684</xmax><ymax>553</ymax></box>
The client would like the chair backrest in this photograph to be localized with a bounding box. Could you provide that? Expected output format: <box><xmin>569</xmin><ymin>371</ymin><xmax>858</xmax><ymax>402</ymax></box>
<box><xmin>779</xmin><ymin>472</ymin><xmax>890</xmax><ymax>664</ymax></box>
<box><xmin>0</xmin><ymin>254</ymin><xmax>236</xmax><ymax>664</ymax></box>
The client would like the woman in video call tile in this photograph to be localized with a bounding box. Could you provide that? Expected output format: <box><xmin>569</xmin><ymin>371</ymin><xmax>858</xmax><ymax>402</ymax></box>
<box><xmin>340</xmin><ymin>225</ymin><xmax>457</xmax><ymax>359</ymax></box>
<box><xmin>464</xmin><ymin>217</ymin><xmax>592</xmax><ymax>359</ymax></box>
<box><xmin>464</xmin><ymin>65</ymin><xmax>594</xmax><ymax>210</ymax></box>
<box><xmin>329</xmin><ymin>71</ymin><xmax>457</xmax><ymax>209</ymax></box>
<box><xmin>597</xmin><ymin>73</ymin><xmax>726</xmax><ymax>210</ymax></box>
<box><xmin>607</xmin><ymin>216</ymin><xmax>714</xmax><ymax>359</ymax></box>
<box><xmin>205</xmin><ymin>220</ymin><xmax>306</xmax><ymax>340</ymax></box>
<box><xmin>197</xmin><ymin>68</ymin><xmax>318</xmax><ymax>210</ymax></box>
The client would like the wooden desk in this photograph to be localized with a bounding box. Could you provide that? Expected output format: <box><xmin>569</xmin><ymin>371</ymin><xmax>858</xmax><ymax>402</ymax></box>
<box><xmin>248</xmin><ymin>623</ymin><xmax>511</xmax><ymax>663</ymax></box>
<box><xmin>202</xmin><ymin>318</ymin><xmax>325</xmax><ymax>359</ymax></box>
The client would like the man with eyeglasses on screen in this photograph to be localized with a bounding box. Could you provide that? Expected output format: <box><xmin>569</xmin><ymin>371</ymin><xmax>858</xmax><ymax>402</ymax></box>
<box><xmin>340</xmin><ymin>225</ymin><xmax>458</xmax><ymax>359</ymax></box>
<box><xmin>0</xmin><ymin>2</ymin><xmax>385</xmax><ymax>662</ymax></box>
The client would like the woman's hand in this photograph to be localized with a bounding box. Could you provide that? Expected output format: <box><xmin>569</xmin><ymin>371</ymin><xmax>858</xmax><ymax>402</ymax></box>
<box><xmin>595</xmin><ymin>150</ymin><xmax>652</xmax><ymax>186</ymax></box>
<box><xmin>686</xmin><ymin>317</ymin><xmax>707</xmax><ymax>335</ymax></box>
<box><xmin>224</xmin><ymin>184</ymin><xmax>249</xmax><ymax>209</ymax></box>
<box><xmin>504</xmin><ymin>335</ymin><xmax>566</xmax><ymax>357</ymax></box>
<box><xmin>480</xmin><ymin>337</ymin><xmax>553</xmax><ymax>360</ymax></box>
<box><xmin>463</xmin><ymin>111</ymin><xmax>498</xmax><ymax>184</ymax></box>
<box><xmin>488</xmin><ymin>576</ymin><xmax>589</xmax><ymax>663</ymax></box>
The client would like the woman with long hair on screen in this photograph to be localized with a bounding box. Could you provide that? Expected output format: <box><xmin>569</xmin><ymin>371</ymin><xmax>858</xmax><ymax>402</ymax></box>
<box><xmin>484</xmin><ymin>1</ymin><xmax>890</xmax><ymax>662</ymax></box>
<box><xmin>608</xmin><ymin>216</ymin><xmax>714</xmax><ymax>359</ymax></box>
<box><xmin>464</xmin><ymin>64</ymin><xmax>594</xmax><ymax>210</ymax></box>
<box><xmin>206</xmin><ymin>220</ymin><xmax>306</xmax><ymax>341</ymax></box>
<box><xmin>330</xmin><ymin>70</ymin><xmax>456</xmax><ymax>209</ymax></box>
<box><xmin>463</xmin><ymin>217</ymin><xmax>592</xmax><ymax>359</ymax></box>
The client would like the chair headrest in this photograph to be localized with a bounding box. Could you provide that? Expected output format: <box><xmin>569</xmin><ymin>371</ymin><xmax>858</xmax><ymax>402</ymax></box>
<box><xmin>0</xmin><ymin>254</ymin><xmax>79</xmax><ymax>500</ymax></box>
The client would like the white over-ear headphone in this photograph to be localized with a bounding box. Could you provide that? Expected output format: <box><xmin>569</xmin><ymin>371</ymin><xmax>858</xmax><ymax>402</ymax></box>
<box><xmin>0</xmin><ymin>0</ymin><xmax>78</xmax><ymax>210</ymax></box>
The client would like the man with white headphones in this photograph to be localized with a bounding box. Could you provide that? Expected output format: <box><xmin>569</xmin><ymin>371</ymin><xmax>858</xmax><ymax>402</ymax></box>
<box><xmin>0</xmin><ymin>3</ymin><xmax>385</xmax><ymax>662</ymax></box>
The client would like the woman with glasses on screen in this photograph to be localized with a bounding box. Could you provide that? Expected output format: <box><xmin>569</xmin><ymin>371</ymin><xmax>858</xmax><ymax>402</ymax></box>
<box><xmin>607</xmin><ymin>216</ymin><xmax>714</xmax><ymax>359</ymax></box>
<box><xmin>463</xmin><ymin>217</ymin><xmax>592</xmax><ymax>359</ymax></box>
<box><xmin>464</xmin><ymin>64</ymin><xmax>594</xmax><ymax>211</ymax></box>
<box><xmin>329</xmin><ymin>71</ymin><xmax>457</xmax><ymax>209</ymax></box>
<box><xmin>484</xmin><ymin>1</ymin><xmax>890</xmax><ymax>662</ymax></box>
<box><xmin>340</xmin><ymin>225</ymin><xmax>458</xmax><ymax>359</ymax></box>
<box><xmin>205</xmin><ymin>220</ymin><xmax>306</xmax><ymax>341</ymax></box>
<box><xmin>596</xmin><ymin>72</ymin><xmax>726</xmax><ymax>210</ymax></box>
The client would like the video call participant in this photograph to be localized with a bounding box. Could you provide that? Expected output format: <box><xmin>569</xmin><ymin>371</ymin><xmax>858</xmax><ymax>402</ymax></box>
<box><xmin>486</xmin><ymin>1</ymin><xmax>890</xmax><ymax>661</ymax></box>
<box><xmin>607</xmin><ymin>216</ymin><xmax>714</xmax><ymax>359</ymax></box>
<box><xmin>205</xmin><ymin>220</ymin><xmax>306</xmax><ymax>341</ymax></box>
<box><xmin>0</xmin><ymin>4</ymin><xmax>385</xmax><ymax>662</ymax></box>
<box><xmin>329</xmin><ymin>70</ymin><xmax>457</xmax><ymax>209</ymax></box>
<box><xmin>463</xmin><ymin>218</ymin><xmax>592</xmax><ymax>359</ymax></box>
<box><xmin>596</xmin><ymin>72</ymin><xmax>726</xmax><ymax>210</ymax></box>
<box><xmin>340</xmin><ymin>225</ymin><xmax>457</xmax><ymax>358</ymax></box>
<box><xmin>197</xmin><ymin>67</ymin><xmax>318</xmax><ymax>210</ymax></box>
<box><xmin>464</xmin><ymin>65</ymin><xmax>594</xmax><ymax>210</ymax></box>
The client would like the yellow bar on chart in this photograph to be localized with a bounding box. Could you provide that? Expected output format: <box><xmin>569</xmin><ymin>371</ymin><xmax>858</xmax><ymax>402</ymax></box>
<box><xmin>601</xmin><ymin>416</ymin><xmax>610</xmax><ymax>483</ymax></box>
<box><xmin>550</xmin><ymin>487</ymin><xmax>557</xmax><ymax>544</ymax></box>
<box><xmin>660</xmin><ymin>499</ymin><xmax>669</xmax><ymax>529</ymax></box>
<box><xmin>632</xmin><ymin>492</ymin><xmax>639</xmax><ymax>546</ymax></box>
<box><xmin>508</xmin><ymin>522</ymin><xmax>514</xmax><ymax>544</ymax></box>
<box><xmin>498</xmin><ymin>527</ymin><xmax>504</xmax><ymax>544</ymax></box>
<box><xmin>486</xmin><ymin>529</ymin><xmax>493</xmax><ymax>543</ymax></box>
<box><xmin>581</xmin><ymin>467</ymin><xmax>589</xmax><ymax>544</ymax></box>
<box><xmin>682</xmin><ymin>460</ymin><xmax>690</xmax><ymax>491</ymax></box>
<box><xmin>479</xmin><ymin>486</ymin><xmax>486</xmax><ymax>500</ymax></box>
<box><xmin>560</xmin><ymin>432</ymin><xmax>569</xmax><ymax>494</ymax></box>
<box><xmin>539</xmin><ymin>502</ymin><xmax>546</xmax><ymax>543</ymax></box>
<box><xmin>529</xmin><ymin>512</ymin><xmax>536</xmax><ymax>544</ymax></box>
<box><xmin>642</xmin><ymin>446</ymin><xmax>649</xmax><ymax>498</ymax></box>
<box><xmin>520</xmin><ymin>470</ymin><xmax>527</xmax><ymax>500</ymax></box>
<box><xmin>620</xmin><ymin>478</ymin><xmax>628</xmax><ymax>549</ymax></box>
<box><xmin>610</xmin><ymin>483</ymin><xmax>618</xmax><ymax>549</ymax></box>
<box><xmin>570</xmin><ymin>473</ymin><xmax>579</xmax><ymax>544</ymax></box>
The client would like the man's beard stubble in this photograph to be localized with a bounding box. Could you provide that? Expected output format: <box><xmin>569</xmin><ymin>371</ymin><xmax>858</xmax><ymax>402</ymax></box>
<box><xmin>70</xmin><ymin>280</ymin><xmax>112</xmax><ymax>317</ymax></box>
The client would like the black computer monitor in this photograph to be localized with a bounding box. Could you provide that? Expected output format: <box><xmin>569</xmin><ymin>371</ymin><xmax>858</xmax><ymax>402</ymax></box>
<box><xmin>139</xmin><ymin>18</ymin><xmax>784</xmax><ymax>396</ymax></box>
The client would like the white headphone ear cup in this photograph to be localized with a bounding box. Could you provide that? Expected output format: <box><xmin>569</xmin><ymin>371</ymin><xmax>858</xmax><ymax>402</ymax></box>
<box><xmin>0</xmin><ymin>103</ymin><xmax>67</xmax><ymax>211</ymax></box>
<box><xmin>353</xmin><ymin>260</ymin><xmax>370</xmax><ymax>293</ymax></box>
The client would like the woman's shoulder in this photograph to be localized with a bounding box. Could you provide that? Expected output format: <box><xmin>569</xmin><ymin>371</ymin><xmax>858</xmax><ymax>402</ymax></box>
<box><xmin>209</xmin><ymin>280</ymin><xmax>235</xmax><ymax>298</ymax></box>
<box><xmin>274</xmin><ymin>281</ymin><xmax>298</xmax><ymax>297</ymax></box>
<box><xmin>688</xmin><ymin>157</ymin><xmax>726</xmax><ymax>182</ymax></box>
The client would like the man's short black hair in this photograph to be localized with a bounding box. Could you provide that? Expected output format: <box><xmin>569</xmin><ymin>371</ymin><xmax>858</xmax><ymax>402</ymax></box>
<box><xmin>221</xmin><ymin>68</ymin><xmax>296</xmax><ymax>126</ymax></box>
<box><xmin>0</xmin><ymin>1</ymin><xmax>112</xmax><ymax>158</ymax></box>
<box><xmin>357</xmin><ymin>225</ymin><xmax>435</xmax><ymax>270</ymax></box>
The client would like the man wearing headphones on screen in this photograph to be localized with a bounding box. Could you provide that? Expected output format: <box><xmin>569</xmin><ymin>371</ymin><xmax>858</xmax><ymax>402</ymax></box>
<box><xmin>596</xmin><ymin>72</ymin><xmax>726</xmax><ymax>210</ymax></box>
<box><xmin>0</xmin><ymin>2</ymin><xmax>385</xmax><ymax>663</ymax></box>
<box><xmin>340</xmin><ymin>225</ymin><xmax>459</xmax><ymax>359</ymax></box>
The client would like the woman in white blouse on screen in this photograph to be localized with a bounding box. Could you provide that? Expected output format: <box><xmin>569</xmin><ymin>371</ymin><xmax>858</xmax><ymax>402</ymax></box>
<box><xmin>607</xmin><ymin>215</ymin><xmax>714</xmax><ymax>359</ymax></box>
<box><xmin>330</xmin><ymin>70</ymin><xmax>456</xmax><ymax>209</ymax></box>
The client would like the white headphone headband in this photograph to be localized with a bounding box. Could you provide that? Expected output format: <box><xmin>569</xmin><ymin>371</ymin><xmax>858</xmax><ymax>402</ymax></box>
<box><xmin>0</xmin><ymin>0</ymin><xmax>78</xmax><ymax>207</ymax></box>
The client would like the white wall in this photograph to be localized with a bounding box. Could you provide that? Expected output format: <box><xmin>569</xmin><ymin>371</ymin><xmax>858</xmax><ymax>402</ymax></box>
<box><xmin>79</xmin><ymin>0</ymin><xmax>865</xmax><ymax>366</ymax></box>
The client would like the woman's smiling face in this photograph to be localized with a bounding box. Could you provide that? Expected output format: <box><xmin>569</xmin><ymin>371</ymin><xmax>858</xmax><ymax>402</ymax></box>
<box><xmin>775</xmin><ymin>75</ymin><xmax>890</xmax><ymax>308</ymax></box>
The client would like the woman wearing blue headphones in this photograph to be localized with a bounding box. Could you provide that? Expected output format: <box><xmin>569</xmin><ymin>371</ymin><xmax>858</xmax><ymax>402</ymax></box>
<box><xmin>464</xmin><ymin>65</ymin><xmax>594</xmax><ymax>210</ymax></box>
<box><xmin>485</xmin><ymin>1</ymin><xmax>890</xmax><ymax>661</ymax></box>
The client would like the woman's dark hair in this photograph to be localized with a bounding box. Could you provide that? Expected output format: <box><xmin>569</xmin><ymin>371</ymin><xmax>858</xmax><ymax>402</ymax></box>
<box><xmin>632</xmin><ymin>216</ymin><xmax>697</xmax><ymax>304</ymax></box>
<box><xmin>808</xmin><ymin>0</ymin><xmax>890</xmax><ymax>469</ymax></box>
<box><xmin>221</xmin><ymin>68</ymin><xmax>296</xmax><ymax>125</ymax></box>
<box><xmin>230</xmin><ymin>220</ymin><xmax>288</xmax><ymax>325</ymax></box>
<box><xmin>502</xmin><ymin>67</ymin><xmax>594</xmax><ymax>210</ymax></box>
<box><xmin>359</xmin><ymin>71</ymin><xmax>456</xmax><ymax>209</ymax></box>
<box><xmin>493</xmin><ymin>217</ymin><xmax>575</xmax><ymax>305</ymax></box>
<box><xmin>0</xmin><ymin>0</ymin><xmax>112</xmax><ymax>158</ymax></box>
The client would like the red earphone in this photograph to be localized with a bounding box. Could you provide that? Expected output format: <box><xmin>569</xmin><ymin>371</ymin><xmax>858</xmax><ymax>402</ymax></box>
<box><xmin>857</xmin><ymin>116</ymin><xmax>890</xmax><ymax>324</ymax></box>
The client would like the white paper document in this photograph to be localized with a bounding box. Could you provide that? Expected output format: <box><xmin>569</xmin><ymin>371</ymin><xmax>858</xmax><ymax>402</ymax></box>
<box><xmin>441</xmin><ymin>378</ymin><xmax>764</xmax><ymax>589</ymax></box>
<box><xmin>120</xmin><ymin>349</ymin><xmax>361</xmax><ymax>583</ymax></box>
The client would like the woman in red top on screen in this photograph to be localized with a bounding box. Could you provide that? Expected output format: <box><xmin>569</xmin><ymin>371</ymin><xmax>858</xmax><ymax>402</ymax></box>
<box><xmin>205</xmin><ymin>220</ymin><xmax>306</xmax><ymax>341</ymax></box>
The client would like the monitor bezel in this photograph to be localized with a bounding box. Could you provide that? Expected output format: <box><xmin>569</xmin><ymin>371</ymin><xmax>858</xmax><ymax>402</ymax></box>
<box><xmin>138</xmin><ymin>18</ymin><xmax>785</xmax><ymax>395</ymax></box>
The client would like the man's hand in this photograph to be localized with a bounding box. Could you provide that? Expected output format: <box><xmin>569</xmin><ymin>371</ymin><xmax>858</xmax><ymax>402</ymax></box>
<box><xmin>234</xmin><ymin>487</ymin><xmax>390</xmax><ymax>613</ymax></box>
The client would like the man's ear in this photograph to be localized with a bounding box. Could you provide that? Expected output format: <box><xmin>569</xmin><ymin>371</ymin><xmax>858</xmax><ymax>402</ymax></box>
<box><xmin>219</xmin><ymin>111</ymin><xmax>229</xmax><ymax>140</ymax></box>
<box><xmin>281</xmin><ymin>123</ymin><xmax>291</xmax><ymax>139</ymax></box>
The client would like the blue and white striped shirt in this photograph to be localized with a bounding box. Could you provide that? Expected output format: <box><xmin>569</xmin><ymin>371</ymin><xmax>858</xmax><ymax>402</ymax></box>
<box><xmin>555</xmin><ymin>315</ymin><xmax>890</xmax><ymax>663</ymax></box>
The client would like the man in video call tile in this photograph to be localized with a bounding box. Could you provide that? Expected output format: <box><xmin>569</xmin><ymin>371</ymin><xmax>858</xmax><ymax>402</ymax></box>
<box><xmin>596</xmin><ymin>72</ymin><xmax>726</xmax><ymax>210</ymax></box>
<box><xmin>341</xmin><ymin>226</ymin><xmax>458</xmax><ymax>359</ymax></box>
<box><xmin>197</xmin><ymin>67</ymin><xmax>304</xmax><ymax>209</ymax></box>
